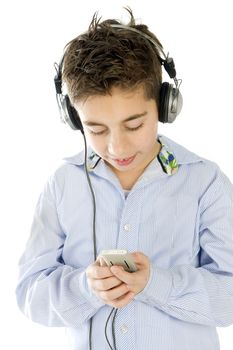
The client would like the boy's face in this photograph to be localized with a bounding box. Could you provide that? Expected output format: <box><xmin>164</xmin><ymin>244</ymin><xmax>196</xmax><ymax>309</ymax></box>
<box><xmin>75</xmin><ymin>85</ymin><xmax>160</xmax><ymax>180</ymax></box>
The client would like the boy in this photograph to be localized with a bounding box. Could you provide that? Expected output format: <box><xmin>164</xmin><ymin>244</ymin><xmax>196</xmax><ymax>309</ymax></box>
<box><xmin>16</xmin><ymin>8</ymin><xmax>233</xmax><ymax>350</ymax></box>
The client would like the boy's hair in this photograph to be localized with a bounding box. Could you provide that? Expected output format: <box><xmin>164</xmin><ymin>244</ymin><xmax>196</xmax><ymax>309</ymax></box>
<box><xmin>62</xmin><ymin>8</ymin><xmax>163</xmax><ymax>107</ymax></box>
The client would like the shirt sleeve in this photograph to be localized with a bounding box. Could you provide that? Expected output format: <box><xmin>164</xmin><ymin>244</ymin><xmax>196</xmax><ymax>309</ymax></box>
<box><xmin>135</xmin><ymin>165</ymin><xmax>233</xmax><ymax>327</ymax></box>
<box><xmin>15</xmin><ymin>173</ymin><xmax>104</xmax><ymax>327</ymax></box>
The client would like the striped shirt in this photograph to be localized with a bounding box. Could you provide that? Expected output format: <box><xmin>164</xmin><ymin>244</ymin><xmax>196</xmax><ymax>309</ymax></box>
<box><xmin>16</xmin><ymin>134</ymin><xmax>233</xmax><ymax>350</ymax></box>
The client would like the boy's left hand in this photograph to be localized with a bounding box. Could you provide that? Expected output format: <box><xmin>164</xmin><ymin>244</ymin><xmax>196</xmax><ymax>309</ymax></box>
<box><xmin>110</xmin><ymin>252</ymin><xmax>150</xmax><ymax>296</ymax></box>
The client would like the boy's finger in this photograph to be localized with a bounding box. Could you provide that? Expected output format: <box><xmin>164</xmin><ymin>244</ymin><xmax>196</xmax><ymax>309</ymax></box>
<box><xmin>86</xmin><ymin>264</ymin><xmax>113</xmax><ymax>279</ymax></box>
<box><xmin>110</xmin><ymin>266</ymin><xmax>133</xmax><ymax>284</ymax></box>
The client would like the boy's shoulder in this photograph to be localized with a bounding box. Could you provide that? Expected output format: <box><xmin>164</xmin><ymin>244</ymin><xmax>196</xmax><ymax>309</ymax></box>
<box><xmin>159</xmin><ymin>134</ymin><xmax>218</xmax><ymax>167</ymax></box>
<box><xmin>159</xmin><ymin>134</ymin><xmax>222</xmax><ymax>181</ymax></box>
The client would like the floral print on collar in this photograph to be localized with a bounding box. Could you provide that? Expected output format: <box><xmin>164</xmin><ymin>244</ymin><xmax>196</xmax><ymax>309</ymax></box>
<box><xmin>87</xmin><ymin>139</ymin><xmax>179</xmax><ymax>176</ymax></box>
<box><xmin>157</xmin><ymin>139</ymin><xmax>178</xmax><ymax>175</ymax></box>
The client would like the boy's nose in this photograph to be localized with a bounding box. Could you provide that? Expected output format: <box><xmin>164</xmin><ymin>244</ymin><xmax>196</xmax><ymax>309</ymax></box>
<box><xmin>107</xmin><ymin>133</ymin><xmax>127</xmax><ymax>158</ymax></box>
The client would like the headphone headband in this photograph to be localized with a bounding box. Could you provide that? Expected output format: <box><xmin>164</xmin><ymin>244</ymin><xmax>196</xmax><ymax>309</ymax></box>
<box><xmin>110</xmin><ymin>24</ymin><xmax>178</xmax><ymax>82</ymax></box>
<box><xmin>110</xmin><ymin>24</ymin><xmax>167</xmax><ymax>59</ymax></box>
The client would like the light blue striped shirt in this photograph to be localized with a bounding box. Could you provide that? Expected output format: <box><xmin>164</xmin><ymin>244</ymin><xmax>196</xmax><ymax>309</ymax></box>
<box><xmin>16</xmin><ymin>134</ymin><xmax>233</xmax><ymax>350</ymax></box>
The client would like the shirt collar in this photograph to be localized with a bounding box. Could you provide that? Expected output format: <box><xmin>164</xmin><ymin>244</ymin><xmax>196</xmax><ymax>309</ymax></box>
<box><xmin>63</xmin><ymin>134</ymin><xmax>203</xmax><ymax>176</ymax></box>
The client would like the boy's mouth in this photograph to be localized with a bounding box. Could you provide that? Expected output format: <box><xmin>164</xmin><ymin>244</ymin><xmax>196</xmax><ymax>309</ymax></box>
<box><xmin>114</xmin><ymin>155</ymin><xmax>136</xmax><ymax>166</ymax></box>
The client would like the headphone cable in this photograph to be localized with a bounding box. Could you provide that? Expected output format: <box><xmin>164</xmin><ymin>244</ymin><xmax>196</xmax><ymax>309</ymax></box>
<box><xmin>81</xmin><ymin>131</ymin><xmax>97</xmax><ymax>350</ymax></box>
<box><xmin>112</xmin><ymin>308</ymin><xmax>118</xmax><ymax>349</ymax></box>
<box><xmin>82</xmin><ymin>131</ymin><xmax>117</xmax><ymax>350</ymax></box>
<box><xmin>104</xmin><ymin>307</ymin><xmax>116</xmax><ymax>350</ymax></box>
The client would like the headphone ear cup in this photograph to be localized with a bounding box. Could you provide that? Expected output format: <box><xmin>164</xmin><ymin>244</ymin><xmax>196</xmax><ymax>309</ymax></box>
<box><xmin>64</xmin><ymin>95</ymin><xmax>83</xmax><ymax>131</ymax></box>
<box><xmin>159</xmin><ymin>82</ymin><xmax>183</xmax><ymax>123</ymax></box>
<box><xmin>159</xmin><ymin>82</ymin><xmax>170</xmax><ymax>123</ymax></box>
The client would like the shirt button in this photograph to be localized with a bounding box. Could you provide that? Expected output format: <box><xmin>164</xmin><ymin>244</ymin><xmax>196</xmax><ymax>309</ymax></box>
<box><xmin>120</xmin><ymin>324</ymin><xmax>128</xmax><ymax>334</ymax></box>
<box><xmin>123</xmin><ymin>224</ymin><xmax>131</xmax><ymax>231</ymax></box>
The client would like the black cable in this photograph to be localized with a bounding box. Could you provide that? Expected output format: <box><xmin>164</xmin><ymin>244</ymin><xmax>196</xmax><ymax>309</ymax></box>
<box><xmin>105</xmin><ymin>307</ymin><xmax>116</xmax><ymax>350</ymax></box>
<box><xmin>81</xmin><ymin>131</ymin><xmax>97</xmax><ymax>350</ymax></box>
<box><xmin>112</xmin><ymin>308</ymin><xmax>118</xmax><ymax>349</ymax></box>
<box><xmin>82</xmin><ymin>131</ymin><xmax>97</xmax><ymax>261</ymax></box>
<box><xmin>82</xmin><ymin>131</ymin><xmax>117</xmax><ymax>350</ymax></box>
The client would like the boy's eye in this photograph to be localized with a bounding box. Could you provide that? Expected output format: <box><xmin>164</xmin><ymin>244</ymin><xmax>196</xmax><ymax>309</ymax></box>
<box><xmin>89</xmin><ymin>129</ymin><xmax>106</xmax><ymax>135</ymax></box>
<box><xmin>126</xmin><ymin>123</ymin><xmax>144</xmax><ymax>131</ymax></box>
<box><xmin>88</xmin><ymin>123</ymin><xmax>144</xmax><ymax>136</ymax></box>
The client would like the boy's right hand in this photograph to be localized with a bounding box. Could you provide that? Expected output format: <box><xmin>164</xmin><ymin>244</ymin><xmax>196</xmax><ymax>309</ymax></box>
<box><xmin>86</xmin><ymin>259</ymin><xmax>135</xmax><ymax>308</ymax></box>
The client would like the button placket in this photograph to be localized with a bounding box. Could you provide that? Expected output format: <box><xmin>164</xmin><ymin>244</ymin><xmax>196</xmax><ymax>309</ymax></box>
<box><xmin>117</xmin><ymin>191</ymin><xmax>143</xmax><ymax>252</ymax></box>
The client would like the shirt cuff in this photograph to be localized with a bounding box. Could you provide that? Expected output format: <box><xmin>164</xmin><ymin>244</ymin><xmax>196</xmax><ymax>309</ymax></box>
<box><xmin>135</xmin><ymin>264</ymin><xmax>172</xmax><ymax>305</ymax></box>
<box><xmin>73</xmin><ymin>269</ymin><xmax>105</xmax><ymax>309</ymax></box>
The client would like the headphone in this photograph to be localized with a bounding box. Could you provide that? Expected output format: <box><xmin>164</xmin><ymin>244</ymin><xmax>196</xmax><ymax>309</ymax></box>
<box><xmin>54</xmin><ymin>24</ymin><xmax>183</xmax><ymax>131</ymax></box>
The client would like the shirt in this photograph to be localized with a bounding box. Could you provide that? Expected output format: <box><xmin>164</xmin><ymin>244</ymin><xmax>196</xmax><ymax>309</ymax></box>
<box><xmin>16</xmin><ymin>134</ymin><xmax>233</xmax><ymax>350</ymax></box>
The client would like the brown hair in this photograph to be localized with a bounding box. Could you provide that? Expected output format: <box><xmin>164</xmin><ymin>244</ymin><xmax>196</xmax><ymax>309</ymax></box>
<box><xmin>62</xmin><ymin>7</ymin><xmax>163</xmax><ymax>107</ymax></box>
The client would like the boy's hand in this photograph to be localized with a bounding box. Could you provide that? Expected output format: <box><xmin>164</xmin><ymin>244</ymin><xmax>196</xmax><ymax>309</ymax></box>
<box><xmin>86</xmin><ymin>259</ymin><xmax>135</xmax><ymax>308</ymax></box>
<box><xmin>110</xmin><ymin>252</ymin><xmax>150</xmax><ymax>296</ymax></box>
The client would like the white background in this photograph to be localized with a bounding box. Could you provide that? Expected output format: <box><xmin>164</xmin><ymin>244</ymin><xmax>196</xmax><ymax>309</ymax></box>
<box><xmin>1</xmin><ymin>0</ymin><xmax>233</xmax><ymax>349</ymax></box>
